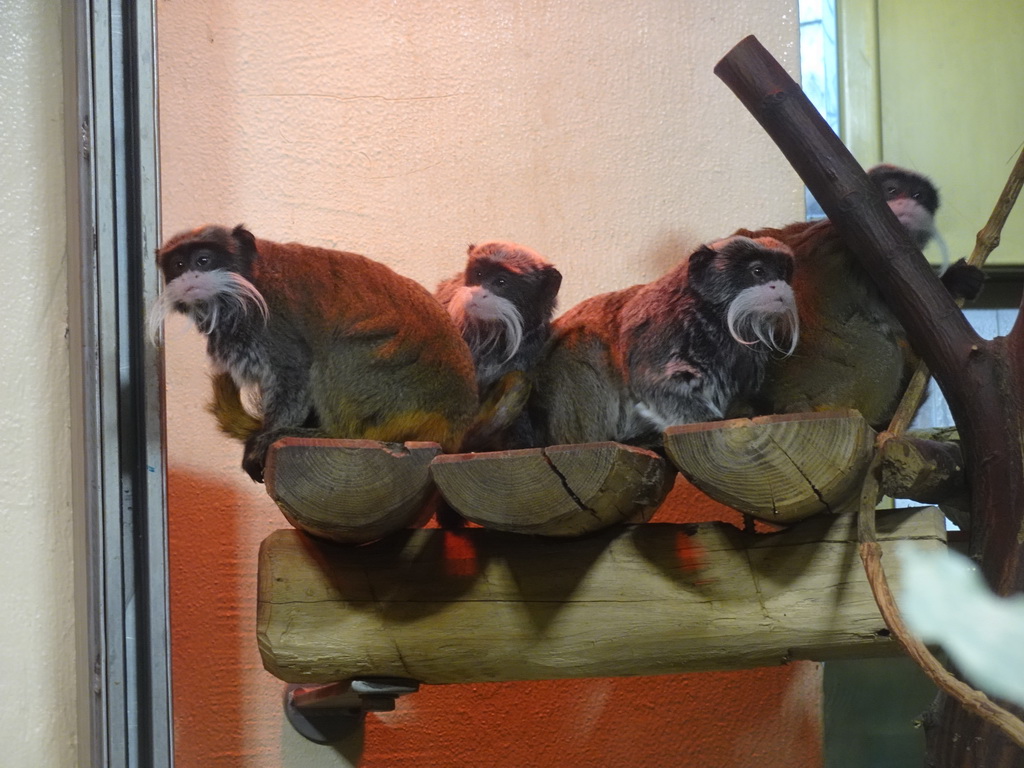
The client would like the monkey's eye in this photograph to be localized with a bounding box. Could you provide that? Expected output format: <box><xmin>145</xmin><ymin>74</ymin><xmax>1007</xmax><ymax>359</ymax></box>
<box><xmin>750</xmin><ymin>265</ymin><xmax>766</xmax><ymax>279</ymax></box>
<box><xmin>495</xmin><ymin>277</ymin><xmax>507</xmax><ymax>287</ymax></box>
<box><xmin>196</xmin><ymin>255</ymin><xmax>210</xmax><ymax>268</ymax></box>
<box><xmin>886</xmin><ymin>185</ymin><xmax>898</xmax><ymax>198</ymax></box>
<box><xmin>912</xmin><ymin>191</ymin><xmax>922</xmax><ymax>200</ymax></box>
<box><xmin>174</xmin><ymin>259</ymin><xmax>185</xmax><ymax>271</ymax></box>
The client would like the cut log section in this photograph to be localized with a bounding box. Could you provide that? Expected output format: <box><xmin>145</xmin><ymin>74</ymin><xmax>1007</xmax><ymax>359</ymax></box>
<box><xmin>879</xmin><ymin>432</ymin><xmax>970</xmax><ymax>530</ymax></box>
<box><xmin>663</xmin><ymin>410</ymin><xmax>876</xmax><ymax>524</ymax></box>
<box><xmin>264</xmin><ymin>438</ymin><xmax>441</xmax><ymax>544</ymax></box>
<box><xmin>430</xmin><ymin>442</ymin><xmax>675</xmax><ymax>536</ymax></box>
<box><xmin>257</xmin><ymin>506</ymin><xmax>947</xmax><ymax>684</ymax></box>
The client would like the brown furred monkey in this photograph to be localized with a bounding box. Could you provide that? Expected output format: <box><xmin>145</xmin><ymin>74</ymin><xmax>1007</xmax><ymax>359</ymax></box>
<box><xmin>436</xmin><ymin>241</ymin><xmax>562</xmax><ymax>392</ymax></box>
<box><xmin>531</xmin><ymin>236</ymin><xmax>799</xmax><ymax>448</ymax></box>
<box><xmin>436</xmin><ymin>241</ymin><xmax>562</xmax><ymax>449</ymax></box>
<box><xmin>149</xmin><ymin>224</ymin><xmax>479</xmax><ymax>481</ymax></box>
<box><xmin>730</xmin><ymin>163</ymin><xmax>983</xmax><ymax>428</ymax></box>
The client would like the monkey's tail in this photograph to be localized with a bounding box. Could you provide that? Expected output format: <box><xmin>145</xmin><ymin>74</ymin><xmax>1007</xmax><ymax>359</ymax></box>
<box><xmin>207</xmin><ymin>372</ymin><xmax>263</xmax><ymax>442</ymax></box>
<box><xmin>460</xmin><ymin>370</ymin><xmax>533</xmax><ymax>451</ymax></box>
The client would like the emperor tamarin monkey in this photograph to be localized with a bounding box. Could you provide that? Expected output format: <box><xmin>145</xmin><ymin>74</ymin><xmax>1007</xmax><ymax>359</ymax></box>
<box><xmin>149</xmin><ymin>224</ymin><xmax>479</xmax><ymax>481</ymax></box>
<box><xmin>531</xmin><ymin>236</ymin><xmax>799</xmax><ymax>447</ymax></box>
<box><xmin>436</xmin><ymin>241</ymin><xmax>563</xmax><ymax>391</ymax></box>
<box><xmin>435</xmin><ymin>241</ymin><xmax>562</xmax><ymax>449</ymax></box>
<box><xmin>730</xmin><ymin>164</ymin><xmax>982</xmax><ymax>428</ymax></box>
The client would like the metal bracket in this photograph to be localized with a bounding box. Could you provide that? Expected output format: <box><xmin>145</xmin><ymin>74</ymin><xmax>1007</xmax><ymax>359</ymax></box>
<box><xmin>283</xmin><ymin>678</ymin><xmax>420</xmax><ymax>744</ymax></box>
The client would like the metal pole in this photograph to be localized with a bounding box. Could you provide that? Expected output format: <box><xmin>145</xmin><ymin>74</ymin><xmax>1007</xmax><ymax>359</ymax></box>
<box><xmin>64</xmin><ymin>1</ymin><xmax>172</xmax><ymax>766</ymax></box>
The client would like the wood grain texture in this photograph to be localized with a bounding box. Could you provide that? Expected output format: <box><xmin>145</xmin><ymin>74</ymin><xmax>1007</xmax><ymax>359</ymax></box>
<box><xmin>257</xmin><ymin>507</ymin><xmax>946</xmax><ymax>684</ymax></box>
<box><xmin>431</xmin><ymin>442</ymin><xmax>675</xmax><ymax>536</ymax></box>
<box><xmin>264</xmin><ymin>438</ymin><xmax>441</xmax><ymax>544</ymax></box>
<box><xmin>663</xmin><ymin>410</ymin><xmax>875</xmax><ymax>524</ymax></box>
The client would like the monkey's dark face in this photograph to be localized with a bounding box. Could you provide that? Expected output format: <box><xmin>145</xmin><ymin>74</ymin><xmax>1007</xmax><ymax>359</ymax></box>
<box><xmin>160</xmin><ymin>242</ymin><xmax>237</xmax><ymax>293</ymax></box>
<box><xmin>148</xmin><ymin>224</ymin><xmax>267</xmax><ymax>341</ymax></box>
<box><xmin>868</xmin><ymin>165</ymin><xmax>939</xmax><ymax>249</ymax></box>
<box><xmin>689</xmin><ymin>236</ymin><xmax>799</xmax><ymax>355</ymax></box>
<box><xmin>463</xmin><ymin>257</ymin><xmax>562</xmax><ymax>327</ymax></box>
<box><xmin>689</xmin><ymin>236</ymin><xmax>793</xmax><ymax>303</ymax></box>
<box><xmin>445</xmin><ymin>241</ymin><xmax>562</xmax><ymax>366</ymax></box>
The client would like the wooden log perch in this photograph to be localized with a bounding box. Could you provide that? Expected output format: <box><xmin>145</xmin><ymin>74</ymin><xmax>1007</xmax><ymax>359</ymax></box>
<box><xmin>264</xmin><ymin>438</ymin><xmax>440</xmax><ymax>544</ymax></box>
<box><xmin>879</xmin><ymin>435</ymin><xmax>969</xmax><ymax>508</ymax></box>
<box><xmin>257</xmin><ymin>507</ymin><xmax>946</xmax><ymax>684</ymax></box>
<box><xmin>431</xmin><ymin>442</ymin><xmax>675</xmax><ymax>536</ymax></box>
<box><xmin>663</xmin><ymin>410</ymin><xmax>875</xmax><ymax>524</ymax></box>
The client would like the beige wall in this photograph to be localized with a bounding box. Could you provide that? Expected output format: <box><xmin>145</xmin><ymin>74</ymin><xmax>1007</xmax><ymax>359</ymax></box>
<box><xmin>157</xmin><ymin>3</ymin><xmax>816</xmax><ymax>767</ymax></box>
<box><xmin>877</xmin><ymin>1</ymin><xmax>1024</xmax><ymax>267</ymax></box>
<box><xmin>0</xmin><ymin>0</ymin><xmax>77</xmax><ymax>766</ymax></box>
<box><xmin>840</xmin><ymin>0</ymin><xmax>1024</xmax><ymax>267</ymax></box>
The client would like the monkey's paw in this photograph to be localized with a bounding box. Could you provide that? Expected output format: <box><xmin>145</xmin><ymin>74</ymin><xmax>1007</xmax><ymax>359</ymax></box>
<box><xmin>941</xmin><ymin>258</ymin><xmax>984</xmax><ymax>302</ymax></box>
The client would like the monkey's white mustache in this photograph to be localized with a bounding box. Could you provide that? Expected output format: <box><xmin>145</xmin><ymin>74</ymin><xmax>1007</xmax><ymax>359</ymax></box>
<box><xmin>147</xmin><ymin>269</ymin><xmax>269</xmax><ymax>344</ymax></box>
<box><xmin>726</xmin><ymin>281</ymin><xmax>799</xmax><ymax>356</ymax></box>
<box><xmin>447</xmin><ymin>286</ymin><xmax>523</xmax><ymax>364</ymax></box>
<box><xmin>888</xmin><ymin>198</ymin><xmax>936</xmax><ymax>250</ymax></box>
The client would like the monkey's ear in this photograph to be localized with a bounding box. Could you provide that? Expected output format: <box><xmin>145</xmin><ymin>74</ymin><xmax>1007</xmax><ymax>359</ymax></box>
<box><xmin>688</xmin><ymin>245</ymin><xmax>717</xmax><ymax>273</ymax></box>
<box><xmin>467</xmin><ymin>243</ymin><xmax>476</xmax><ymax>256</ymax></box>
<box><xmin>232</xmin><ymin>225</ymin><xmax>257</xmax><ymax>253</ymax></box>
<box><xmin>540</xmin><ymin>265</ymin><xmax>563</xmax><ymax>301</ymax></box>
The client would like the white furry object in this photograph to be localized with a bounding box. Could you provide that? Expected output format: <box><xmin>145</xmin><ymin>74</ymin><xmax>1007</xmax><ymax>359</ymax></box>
<box><xmin>898</xmin><ymin>543</ymin><xmax>1024</xmax><ymax>708</ymax></box>
<box><xmin>147</xmin><ymin>269</ymin><xmax>268</xmax><ymax>344</ymax></box>
<box><xmin>726</xmin><ymin>281</ymin><xmax>799</xmax><ymax>355</ymax></box>
<box><xmin>446</xmin><ymin>285</ymin><xmax>523</xmax><ymax>364</ymax></box>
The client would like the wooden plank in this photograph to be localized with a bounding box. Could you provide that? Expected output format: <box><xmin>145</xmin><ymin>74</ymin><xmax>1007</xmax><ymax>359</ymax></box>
<box><xmin>257</xmin><ymin>507</ymin><xmax>946</xmax><ymax>684</ymax></box>
<box><xmin>264</xmin><ymin>438</ymin><xmax>441</xmax><ymax>543</ymax></box>
<box><xmin>664</xmin><ymin>410</ymin><xmax>875</xmax><ymax>524</ymax></box>
<box><xmin>431</xmin><ymin>442</ymin><xmax>675</xmax><ymax>536</ymax></box>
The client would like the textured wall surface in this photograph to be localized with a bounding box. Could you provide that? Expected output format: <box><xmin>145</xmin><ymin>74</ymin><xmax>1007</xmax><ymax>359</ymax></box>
<box><xmin>157</xmin><ymin>2</ymin><xmax>818</xmax><ymax>766</ymax></box>
<box><xmin>0</xmin><ymin>0</ymin><xmax>76</xmax><ymax>766</ymax></box>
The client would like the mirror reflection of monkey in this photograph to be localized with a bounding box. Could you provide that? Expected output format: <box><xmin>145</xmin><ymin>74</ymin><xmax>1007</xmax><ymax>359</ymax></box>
<box><xmin>436</xmin><ymin>241</ymin><xmax>562</xmax><ymax>449</ymax></box>
<box><xmin>531</xmin><ymin>236</ymin><xmax>799</xmax><ymax>448</ymax></box>
<box><xmin>149</xmin><ymin>224</ymin><xmax>479</xmax><ymax>481</ymax></box>
<box><xmin>730</xmin><ymin>164</ymin><xmax>982</xmax><ymax>428</ymax></box>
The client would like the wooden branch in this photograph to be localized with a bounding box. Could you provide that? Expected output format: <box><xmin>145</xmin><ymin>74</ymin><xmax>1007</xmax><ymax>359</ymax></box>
<box><xmin>264</xmin><ymin>438</ymin><xmax>440</xmax><ymax>544</ymax></box>
<box><xmin>431</xmin><ymin>443</ymin><xmax>675</xmax><ymax>536</ymax></box>
<box><xmin>990</xmin><ymin>146</ymin><xmax>1024</xmax><ymax>351</ymax></box>
<box><xmin>716</xmin><ymin>37</ymin><xmax>1024</xmax><ymax>762</ymax></box>
<box><xmin>714</xmin><ymin>36</ymin><xmax>982</xmax><ymax>391</ymax></box>
<box><xmin>970</xmin><ymin>145</ymin><xmax>1024</xmax><ymax>271</ymax></box>
<box><xmin>860</xmin><ymin>541</ymin><xmax>1024</xmax><ymax>752</ymax></box>
<box><xmin>858</xmin><ymin>456</ymin><xmax>1024</xmax><ymax>753</ymax></box>
<box><xmin>663</xmin><ymin>410</ymin><xmax>875</xmax><ymax>524</ymax></box>
<box><xmin>887</xmin><ymin>144</ymin><xmax>1024</xmax><ymax>433</ymax></box>
<box><xmin>715</xmin><ymin>33</ymin><xmax>1023</xmax><ymax>584</ymax></box>
<box><xmin>878</xmin><ymin>435</ymin><xmax>968</xmax><ymax>506</ymax></box>
<box><xmin>257</xmin><ymin>508</ymin><xmax>946</xmax><ymax>685</ymax></box>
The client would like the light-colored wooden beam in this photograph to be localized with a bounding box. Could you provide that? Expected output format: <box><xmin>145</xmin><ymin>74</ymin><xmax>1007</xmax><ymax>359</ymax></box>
<box><xmin>264</xmin><ymin>438</ymin><xmax>441</xmax><ymax>543</ymax></box>
<box><xmin>664</xmin><ymin>410</ymin><xmax>876</xmax><ymax>524</ymax></box>
<box><xmin>257</xmin><ymin>507</ymin><xmax>946</xmax><ymax>684</ymax></box>
<box><xmin>431</xmin><ymin>442</ymin><xmax>675</xmax><ymax>536</ymax></box>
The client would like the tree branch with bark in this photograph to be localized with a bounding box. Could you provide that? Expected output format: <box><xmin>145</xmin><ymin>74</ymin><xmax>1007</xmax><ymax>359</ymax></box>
<box><xmin>715</xmin><ymin>35</ymin><xmax>1024</xmax><ymax>766</ymax></box>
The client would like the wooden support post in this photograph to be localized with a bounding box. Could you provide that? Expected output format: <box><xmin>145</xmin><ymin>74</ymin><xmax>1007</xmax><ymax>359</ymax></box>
<box><xmin>258</xmin><ymin>508</ymin><xmax>946</xmax><ymax>685</ymax></box>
